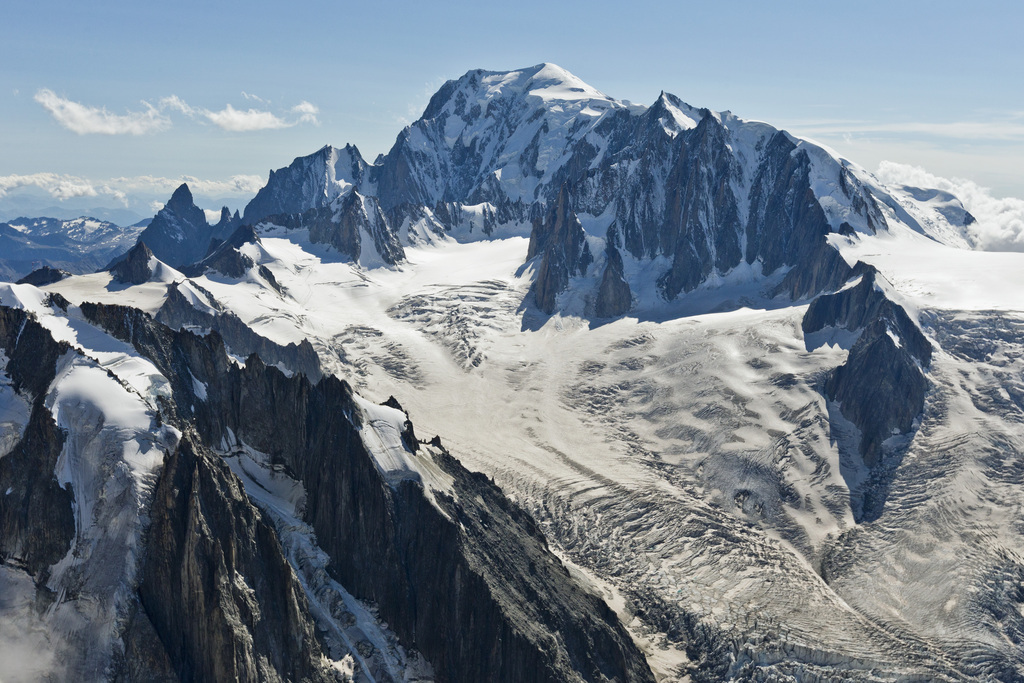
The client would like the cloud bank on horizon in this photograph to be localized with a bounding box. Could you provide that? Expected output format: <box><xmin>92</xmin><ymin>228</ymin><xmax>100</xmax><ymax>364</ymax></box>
<box><xmin>34</xmin><ymin>90</ymin><xmax>320</xmax><ymax>135</ymax></box>
<box><xmin>877</xmin><ymin>161</ymin><xmax>1024</xmax><ymax>252</ymax></box>
<box><xmin>0</xmin><ymin>172</ymin><xmax>265</xmax><ymax>205</ymax></box>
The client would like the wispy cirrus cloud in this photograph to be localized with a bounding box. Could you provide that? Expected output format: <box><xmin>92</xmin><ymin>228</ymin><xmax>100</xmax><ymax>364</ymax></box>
<box><xmin>0</xmin><ymin>172</ymin><xmax>265</xmax><ymax>205</ymax></box>
<box><xmin>240</xmin><ymin>91</ymin><xmax>269</xmax><ymax>104</ymax></box>
<box><xmin>34</xmin><ymin>89</ymin><xmax>171</xmax><ymax>135</ymax></box>
<box><xmin>35</xmin><ymin>90</ymin><xmax>319</xmax><ymax>134</ymax></box>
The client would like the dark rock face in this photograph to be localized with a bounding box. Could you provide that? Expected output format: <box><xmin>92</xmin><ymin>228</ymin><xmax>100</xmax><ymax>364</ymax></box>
<box><xmin>802</xmin><ymin>263</ymin><xmax>932</xmax><ymax>519</ymax></box>
<box><xmin>309</xmin><ymin>191</ymin><xmax>403</xmax><ymax>264</ymax></box>
<box><xmin>529</xmin><ymin>186</ymin><xmax>593</xmax><ymax>314</ymax></box>
<box><xmin>0</xmin><ymin>307</ymin><xmax>75</xmax><ymax>578</ymax></box>
<box><xmin>595</xmin><ymin>245</ymin><xmax>632</xmax><ymax>318</ymax></box>
<box><xmin>82</xmin><ymin>302</ymin><xmax>655</xmax><ymax>683</ymax></box>
<box><xmin>114</xmin><ymin>605</ymin><xmax>178</xmax><ymax>683</ymax></box>
<box><xmin>826</xmin><ymin>320</ymin><xmax>928</xmax><ymax>465</ymax></box>
<box><xmin>137</xmin><ymin>184</ymin><xmax>233</xmax><ymax>267</ymax></box>
<box><xmin>774</xmin><ymin>234</ymin><xmax>855</xmax><ymax>301</ymax></box>
<box><xmin>135</xmin><ymin>435</ymin><xmax>331</xmax><ymax>683</ymax></box>
<box><xmin>15</xmin><ymin>265</ymin><xmax>71</xmax><ymax>286</ymax></box>
<box><xmin>251</xmin><ymin>191</ymin><xmax>405</xmax><ymax>266</ymax></box>
<box><xmin>656</xmin><ymin>115</ymin><xmax>743</xmax><ymax>299</ymax></box>
<box><xmin>243</xmin><ymin>144</ymin><xmax>368</xmax><ymax>224</ymax></box>
<box><xmin>746</xmin><ymin>134</ymin><xmax>822</xmax><ymax>274</ymax></box>
<box><xmin>221</xmin><ymin>361</ymin><xmax>653</xmax><ymax>683</ymax></box>
<box><xmin>211</xmin><ymin>206</ymin><xmax>241</xmax><ymax>236</ymax></box>
<box><xmin>109</xmin><ymin>241</ymin><xmax>155</xmax><ymax>284</ymax></box>
<box><xmin>153</xmin><ymin>283</ymin><xmax>322</xmax><ymax>381</ymax></box>
<box><xmin>803</xmin><ymin>262</ymin><xmax>932</xmax><ymax>365</ymax></box>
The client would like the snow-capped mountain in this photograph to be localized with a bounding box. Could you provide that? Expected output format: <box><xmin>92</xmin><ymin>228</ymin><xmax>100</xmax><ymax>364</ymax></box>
<box><xmin>240</xmin><ymin>62</ymin><xmax>974</xmax><ymax>314</ymax></box>
<box><xmin>0</xmin><ymin>215</ymin><xmax>143</xmax><ymax>281</ymax></box>
<box><xmin>2</xmin><ymin>63</ymin><xmax>1023</xmax><ymax>682</ymax></box>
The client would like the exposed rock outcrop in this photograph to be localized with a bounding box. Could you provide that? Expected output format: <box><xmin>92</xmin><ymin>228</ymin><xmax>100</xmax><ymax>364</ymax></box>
<box><xmin>309</xmin><ymin>191</ymin><xmax>403</xmax><ymax>265</ymax></box>
<box><xmin>211</xmin><ymin>206</ymin><xmax>241</xmax><ymax>236</ymax></box>
<box><xmin>134</xmin><ymin>435</ymin><xmax>332</xmax><ymax>683</ymax></box>
<box><xmin>253</xmin><ymin>191</ymin><xmax>405</xmax><ymax>267</ymax></box>
<box><xmin>0</xmin><ymin>306</ymin><xmax>75</xmax><ymax>578</ymax></box>
<box><xmin>137</xmin><ymin>184</ymin><xmax>234</xmax><ymax>267</ymax></box>
<box><xmin>244</xmin><ymin>144</ymin><xmax>368</xmax><ymax>224</ymax></box>
<box><xmin>655</xmin><ymin>114</ymin><xmax>743</xmax><ymax>298</ymax></box>
<box><xmin>108</xmin><ymin>241</ymin><xmax>155</xmax><ymax>284</ymax></box>
<box><xmin>595</xmin><ymin>245</ymin><xmax>632</xmax><ymax>318</ymax></box>
<box><xmin>81</xmin><ymin>301</ymin><xmax>655</xmax><ymax>683</ymax></box>
<box><xmin>529</xmin><ymin>186</ymin><xmax>592</xmax><ymax>314</ymax></box>
<box><xmin>153</xmin><ymin>283</ymin><xmax>321</xmax><ymax>381</ymax></box>
<box><xmin>181</xmin><ymin>225</ymin><xmax>282</xmax><ymax>291</ymax></box>
<box><xmin>803</xmin><ymin>263</ymin><xmax>933</xmax><ymax>519</ymax></box>
<box><xmin>15</xmin><ymin>265</ymin><xmax>70</xmax><ymax>287</ymax></box>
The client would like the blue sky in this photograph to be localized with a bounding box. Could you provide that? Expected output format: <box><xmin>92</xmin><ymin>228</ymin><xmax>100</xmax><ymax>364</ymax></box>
<box><xmin>2</xmin><ymin>0</ymin><xmax>1022</xmax><ymax>218</ymax></box>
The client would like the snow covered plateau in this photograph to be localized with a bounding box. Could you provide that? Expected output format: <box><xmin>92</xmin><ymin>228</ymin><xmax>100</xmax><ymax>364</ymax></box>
<box><xmin>1</xmin><ymin>63</ymin><xmax>1023</xmax><ymax>682</ymax></box>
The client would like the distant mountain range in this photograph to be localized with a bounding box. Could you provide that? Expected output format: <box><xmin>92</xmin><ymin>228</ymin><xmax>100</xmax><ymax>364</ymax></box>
<box><xmin>0</xmin><ymin>215</ymin><xmax>145</xmax><ymax>281</ymax></box>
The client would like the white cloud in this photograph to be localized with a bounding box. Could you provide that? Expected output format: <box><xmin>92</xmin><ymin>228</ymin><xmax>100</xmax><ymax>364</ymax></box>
<box><xmin>291</xmin><ymin>100</ymin><xmax>320</xmax><ymax>125</ymax></box>
<box><xmin>877</xmin><ymin>161</ymin><xmax>1024</xmax><ymax>252</ymax></box>
<box><xmin>0</xmin><ymin>172</ymin><xmax>265</xmax><ymax>205</ymax></box>
<box><xmin>158</xmin><ymin>94</ymin><xmax>195</xmax><ymax>116</ymax></box>
<box><xmin>203</xmin><ymin>104</ymin><xmax>291</xmax><ymax>132</ymax></box>
<box><xmin>241</xmin><ymin>91</ymin><xmax>269</xmax><ymax>104</ymax></box>
<box><xmin>37</xmin><ymin>90</ymin><xmax>319</xmax><ymax>134</ymax></box>
<box><xmin>34</xmin><ymin>89</ymin><xmax>171</xmax><ymax>135</ymax></box>
<box><xmin>0</xmin><ymin>172</ymin><xmax>99</xmax><ymax>200</ymax></box>
<box><xmin>158</xmin><ymin>95</ymin><xmax>316</xmax><ymax>131</ymax></box>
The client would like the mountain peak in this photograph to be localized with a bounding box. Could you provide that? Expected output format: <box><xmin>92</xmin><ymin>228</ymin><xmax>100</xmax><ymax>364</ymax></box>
<box><xmin>651</xmin><ymin>91</ymin><xmax>701</xmax><ymax>134</ymax></box>
<box><xmin>465</xmin><ymin>62</ymin><xmax>610</xmax><ymax>104</ymax></box>
<box><xmin>167</xmin><ymin>183</ymin><xmax>194</xmax><ymax>212</ymax></box>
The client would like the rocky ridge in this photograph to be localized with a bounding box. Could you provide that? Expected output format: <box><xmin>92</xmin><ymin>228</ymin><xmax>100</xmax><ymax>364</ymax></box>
<box><xmin>77</xmin><ymin>299</ymin><xmax>655</xmax><ymax>683</ymax></box>
<box><xmin>137</xmin><ymin>184</ymin><xmax>239</xmax><ymax>268</ymax></box>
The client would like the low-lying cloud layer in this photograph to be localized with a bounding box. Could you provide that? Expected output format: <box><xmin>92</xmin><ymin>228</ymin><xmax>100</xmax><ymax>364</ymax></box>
<box><xmin>35</xmin><ymin>90</ymin><xmax>319</xmax><ymax>135</ymax></box>
<box><xmin>877</xmin><ymin>161</ymin><xmax>1024</xmax><ymax>252</ymax></box>
<box><xmin>0</xmin><ymin>172</ymin><xmax>265</xmax><ymax>203</ymax></box>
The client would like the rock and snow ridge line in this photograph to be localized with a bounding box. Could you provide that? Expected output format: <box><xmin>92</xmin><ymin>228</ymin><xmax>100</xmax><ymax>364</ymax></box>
<box><xmin>185</xmin><ymin>62</ymin><xmax>974</xmax><ymax>321</ymax></box>
<box><xmin>19</xmin><ymin>196</ymin><xmax>1024</xmax><ymax>678</ymax></box>
<box><xmin>27</xmin><ymin>295</ymin><xmax>653</xmax><ymax>683</ymax></box>
<box><xmin>0</xmin><ymin>290</ymin><xmax>182</xmax><ymax>681</ymax></box>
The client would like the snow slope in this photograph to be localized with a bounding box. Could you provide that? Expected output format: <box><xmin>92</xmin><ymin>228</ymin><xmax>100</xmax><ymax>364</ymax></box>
<box><xmin>37</xmin><ymin>209</ymin><xmax>1024</xmax><ymax>678</ymax></box>
<box><xmin>0</xmin><ymin>284</ymin><xmax>179</xmax><ymax>682</ymax></box>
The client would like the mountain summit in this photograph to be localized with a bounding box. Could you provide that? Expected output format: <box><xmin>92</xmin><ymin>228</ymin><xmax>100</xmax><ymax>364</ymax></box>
<box><xmin>137</xmin><ymin>183</ymin><xmax>239</xmax><ymax>266</ymax></box>
<box><xmin>239</xmin><ymin>63</ymin><xmax>938</xmax><ymax>310</ymax></box>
